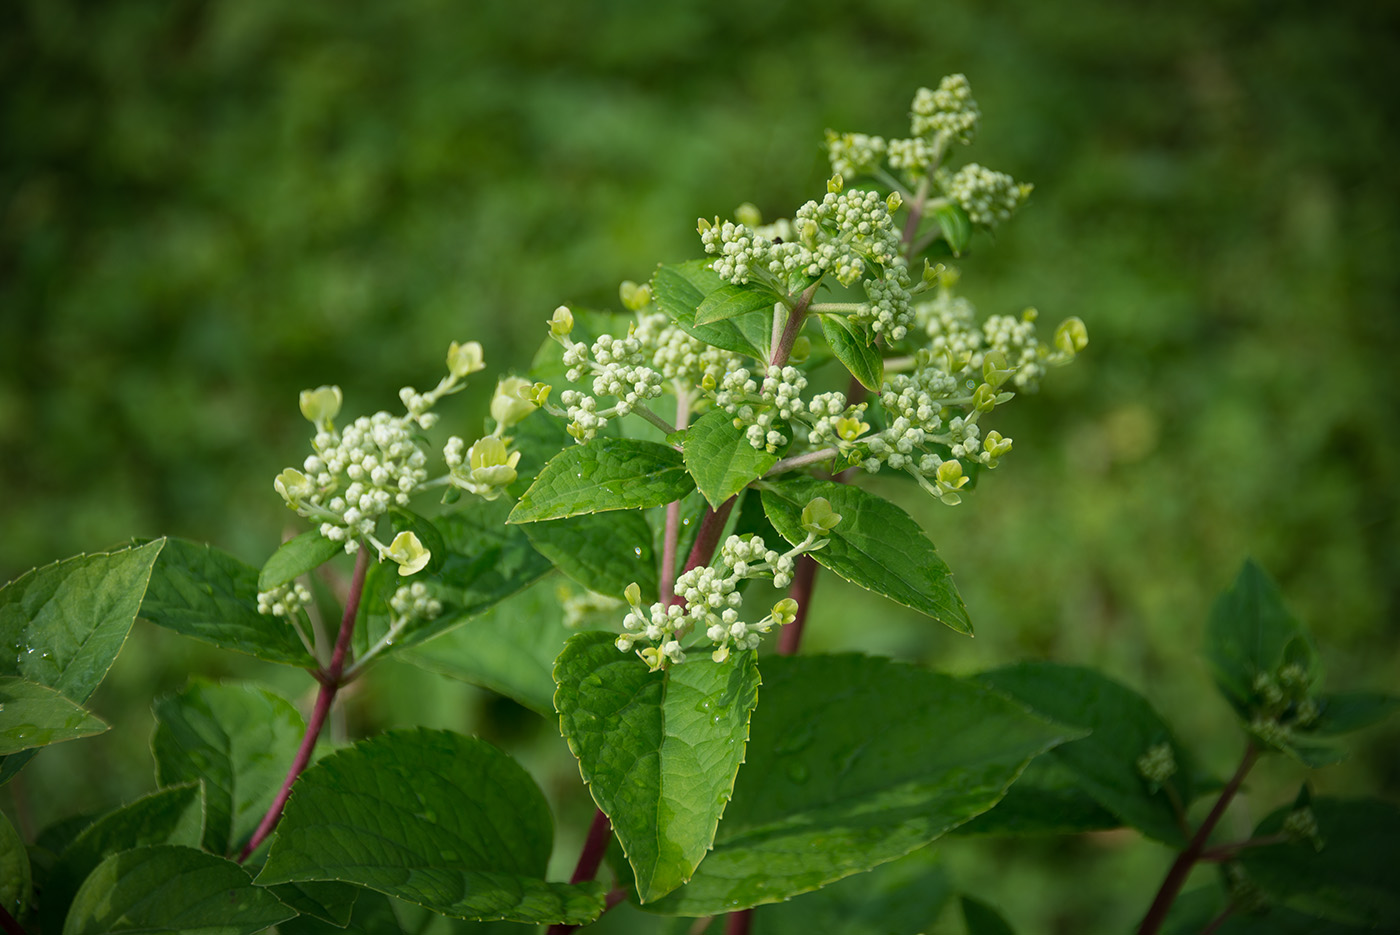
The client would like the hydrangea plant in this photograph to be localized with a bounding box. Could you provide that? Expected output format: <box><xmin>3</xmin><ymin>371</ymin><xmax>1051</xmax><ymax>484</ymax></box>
<box><xmin>1</xmin><ymin>76</ymin><xmax>1396</xmax><ymax>935</ymax></box>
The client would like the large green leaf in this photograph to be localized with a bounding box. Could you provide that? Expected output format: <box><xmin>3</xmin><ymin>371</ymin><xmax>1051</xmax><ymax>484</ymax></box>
<box><xmin>555</xmin><ymin>632</ymin><xmax>761</xmax><ymax>903</ymax></box>
<box><xmin>0</xmin><ymin>677</ymin><xmax>107</xmax><ymax>755</ymax></box>
<box><xmin>140</xmin><ymin>537</ymin><xmax>317</xmax><ymax>667</ymax></box>
<box><xmin>257</xmin><ymin>529</ymin><xmax>342</xmax><ymax>592</ymax></box>
<box><xmin>819</xmin><ymin>314</ymin><xmax>883</xmax><ymax>392</ymax></box>
<box><xmin>695</xmin><ymin>280</ymin><xmax>782</xmax><ymax>327</ymax></box>
<box><xmin>1240</xmin><ymin>796</ymin><xmax>1400</xmax><ymax>928</ymax></box>
<box><xmin>257</xmin><ymin>728</ymin><xmax>607</xmax><ymax>925</ymax></box>
<box><xmin>151</xmin><ymin>679</ymin><xmax>305</xmax><ymax>857</ymax></box>
<box><xmin>1163</xmin><ymin>887</ymin><xmax>1376</xmax><ymax>935</ymax></box>
<box><xmin>1204</xmin><ymin>559</ymin><xmax>1318</xmax><ymax>721</ymax></box>
<box><xmin>751</xmin><ymin>845</ymin><xmax>950</xmax><ymax>935</ymax></box>
<box><xmin>42</xmin><ymin>784</ymin><xmax>205</xmax><ymax>935</ymax></box>
<box><xmin>266</xmin><ymin>881</ymin><xmax>360</xmax><ymax>928</ymax></box>
<box><xmin>64</xmin><ymin>844</ymin><xmax>295</xmax><ymax>935</ymax></box>
<box><xmin>953</xmin><ymin>754</ymin><xmax>1120</xmax><ymax>836</ymax></box>
<box><xmin>961</xmin><ymin>895</ymin><xmax>1017</xmax><ymax>935</ymax></box>
<box><xmin>644</xmin><ymin>654</ymin><xmax>1076</xmax><ymax>915</ymax></box>
<box><xmin>1307</xmin><ymin>691</ymin><xmax>1400</xmax><ymax>736</ymax></box>
<box><xmin>275</xmin><ymin>890</ymin><xmax>406</xmax><ymax>935</ymax></box>
<box><xmin>403</xmin><ymin>578</ymin><xmax>577</xmax><ymax>717</ymax></box>
<box><xmin>975</xmin><ymin>662</ymin><xmax>1197</xmax><ymax>845</ymax></box>
<box><xmin>0</xmin><ymin>809</ymin><xmax>29</xmax><ymax>919</ymax></box>
<box><xmin>683</xmin><ymin>408</ymin><xmax>778</xmax><ymax>509</ymax></box>
<box><xmin>509</xmin><ymin>438</ymin><xmax>694</xmax><ymax>524</ymax></box>
<box><xmin>0</xmin><ymin>541</ymin><xmax>163</xmax><ymax>781</ymax></box>
<box><xmin>523</xmin><ymin>509</ymin><xmax>658</xmax><ymax>603</ymax></box>
<box><xmin>760</xmin><ymin>477</ymin><xmax>970</xmax><ymax>633</ymax></box>
<box><xmin>651</xmin><ymin>261</ymin><xmax>766</xmax><ymax>358</ymax></box>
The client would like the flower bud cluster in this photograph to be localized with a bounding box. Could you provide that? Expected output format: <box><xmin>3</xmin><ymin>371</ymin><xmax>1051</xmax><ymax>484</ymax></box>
<box><xmin>257</xmin><ymin>582</ymin><xmax>312</xmax><ymax>622</ymax></box>
<box><xmin>615</xmin><ymin>518</ymin><xmax>834</xmax><ymax>669</ymax></box>
<box><xmin>714</xmin><ymin>365</ymin><xmax>808</xmax><ymax>452</ymax></box>
<box><xmin>910</xmin><ymin>74</ymin><xmax>981</xmax><ymax>145</ymax></box>
<box><xmin>824</xmin><ymin>130</ymin><xmax>887</xmax><ymax>179</ymax></box>
<box><xmin>944</xmin><ymin>163</ymin><xmax>1032</xmax><ymax>229</ymax></box>
<box><xmin>633</xmin><ymin>312</ymin><xmax>743</xmax><ymax>389</ymax></box>
<box><xmin>389</xmin><ymin>581</ymin><xmax>443</xmax><ymax>625</ymax></box>
<box><xmin>1135</xmin><ymin>742</ymin><xmax>1178</xmax><ymax>793</ymax></box>
<box><xmin>554</xmin><ymin>327</ymin><xmax>664</xmax><ymax>442</ymax></box>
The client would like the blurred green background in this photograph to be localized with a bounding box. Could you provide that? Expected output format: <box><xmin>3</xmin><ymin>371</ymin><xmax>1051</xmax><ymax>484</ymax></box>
<box><xmin>3</xmin><ymin>0</ymin><xmax>1398</xmax><ymax>931</ymax></box>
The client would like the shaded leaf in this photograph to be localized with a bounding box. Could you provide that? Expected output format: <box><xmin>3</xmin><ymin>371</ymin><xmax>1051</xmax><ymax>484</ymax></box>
<box><xmin>258</xmin><ymin>728</ymin><xmax>607</xmax><ymax>924</ymax></box>
<box><xmin>509</xmin><ymin>438</ymin><xmax>693</xmax><ymax>524</ymax></box>
<box><xmin>683</xmin><ymin>408</ymin><xmax>778</xmax><ymax>509</ymax></box>
<box><xmin>267</xmin><ymin>881</ymin><xmax>360</xmax><ymax>928</ymax></box>
<box><xmin>555</xmin><ymin>632</ymin><xmax>760</xmax><ymax>902</ymax></box>
<box><xmin>0</xmin><ymin>677</ymin><xmax>107</xmax><ymax>755</ymax></box>
<box><xmin>961</xmin><ymin>895</ymin><xmax>1017</xmax><ymax>935</ymax></box>
<box><xmin>0</xmin><ymin>809</ymin><xmax>29</xmax><ymax>919</ymax></box>
<box><xmin>276</xmin><ymin>889</ymin><xmax>404</xmax><ymax>935</ymax></box>
<box><xmin>934</xmin><ymin>202</ymin><xmax>972</xmax><ymax>256</ymax></box>
<box><xmin>64</xmin><ymin>844</ymin><xmax>294</xmax><ymax>935</ymax></box>
<box><xmin>523</xmin><ymin>509</ymin><xmax>658</xmax><ymax>604</ymax></box>
<box><xmin>819</xmin><ymin>314</ymin><xmax>883</xmax><ymax>392</ymax></box>
<box><xmin>761</xmin><ymin>477</ymin><xmax>970</xmax><ymax>633</ymax></box>
<box><xmin>1308</xmin><ymin>691</ymin><xmax>1400</xmax><ymax>736</ymax></box>
<box><xmin>953</xmin><ymin>755</ymin><xmax>1120</xmax><ymax>837</ymax></box>
<box><xmin>651</xmin><ymin>261</ymin><xmax>766</xmax><ymax>358</ymax></box>
<box><xmin>644</xmin><ymin>654</ymin><xmax>1076</xmax><ymax>915</ymax></box>
<box><xmin>257</xmin><ymin>530</ymin><xmax>342</xmax><ymax>592</ymax></box>
<box><xmin>152</xmin><ymin>679</ymin><xmax>305</xmax><ymax>857</ymax></box>
<box><xmin>696</xmin><ymin>280</ymin><xmax>782</xmax><ymax>326</ymax></box>
<box><xmin>975</xmin><ymin>662</ymin><xmax>1197</xmax><ymax>845</ymax></box>
<box><xmin>140</xmin><ymin>538</ymin><xmax>316</xmax><ymax>667</ymax></box>
<box><xmin>752</xmin><ymin>845</ymin><xmax>950</xmax><ymax>935</ymax></box>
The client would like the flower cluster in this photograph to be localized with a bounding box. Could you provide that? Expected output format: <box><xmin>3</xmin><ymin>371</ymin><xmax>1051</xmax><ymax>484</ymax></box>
<box><xmin>615</xmin><ymin>499</ymin><xmax>839</xmax><ymax>668</ymax></box>
<box><xmin>944</xmin><ymin>163</ymin><xmax>1033</xmax><ymax>230</ymax></box>
<box><xmin>256</xmin><ymin>581</ymin><xmax>312</xmax><ymax>622</ymax></box>
<box><xmin>546</xmin><ymin>309</ymin><xmax>666</xmax><ymax>442</ymax></box>
<box><xmin>714</xmin><ymin>365</ymin><xmax>808</xmax><ymax>452</ymax></box>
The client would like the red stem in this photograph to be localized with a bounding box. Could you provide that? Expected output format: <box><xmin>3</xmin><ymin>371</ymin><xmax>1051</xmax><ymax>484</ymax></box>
<box><xmin>0</xmin><ymin>905</ymin><xmax>28</xmax><ymax>935</ymax></box>
<box><xmin>681</xmin><ymin>498</ymin><xmax>737</xmax><ymax>577</ymax></box>
<box><xmin>237</xmin><ymin>545</ymin><xmax>369</xmax><ymax>863</ymax></box>
<box><xmin>776</xmin><ymin>555</ymin><xmax>819</xmax><ymax>656</ymax></box>
<box><xmin>1137</xmin><ymin>743</ymin><xmax>1260</xmax><ymax>935</ymax></box>
<box><xmin>724</xmin><ymin>908</ymin><xmax>753</xmax><ymax>935</ymax></box>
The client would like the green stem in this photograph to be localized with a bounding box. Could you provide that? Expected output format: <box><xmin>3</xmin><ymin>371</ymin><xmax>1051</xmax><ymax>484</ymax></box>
<box><xmin>766</xmin><ymin>447</ymin><xmax>840</xmax><ymax>477</ymax></box>
<box><xmin>237</xmin><ymin>545</ymin><xmax>369</xmax><ymax>863</ymax></box>
<box><xmin>1137</xmin><ymin>743</ymin><xmax>1260</xmax><ymax>935</ymax></box>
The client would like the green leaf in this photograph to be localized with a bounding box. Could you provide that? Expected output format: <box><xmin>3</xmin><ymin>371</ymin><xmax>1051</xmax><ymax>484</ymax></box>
<box><xmin>258</xmin><ymin>728</ymin><xmax>607</xmax><ymax>924</ymax></box>
<box><xmin>933</xmin><ymin>202</ymin><xmax>972</xmax><ymax>256</ymax></box>
<box><xmin>523</xmin><ymin>510</ymin><xmax>659</xmax><ymax>603</ymax></box>
<box><xmin>644</xmin><ymin>654</ymin><xmax>1076</xmax><ymax>915</ymax></box>
<box><xmin>64</xmin><ymin>844</ymin><xmax>295</xmax><ymax>935</ymax></box>
<box><xmin>267</xmin><ymin>881</ymin><xmax>360</xmax><ymax>928</ymax></box>
<box><xmin>275</xmin><ymin>890</ymin><xmax>406</xmax><ymax>935</ymax></box>
<box><xmin>42</xmin><ymin>784</ymin><xmax>205</xmax><ymax>935</ymax></box>
<box><xmin>1308</xmin><ymin>691</ymin><xmax>1400</xmax><ymax>736</ymax></box>
<box><xmin>651</xmin><ymin>261</ymin><xmax>765</xmax><ymax>358</ymax></box>
<box><xmin>140</xmin><ymin>537</ymin><xmax>317</xmax><ymax>667</ymax></box>
<box><xmin>961</xmin><ymin>895</ymin><xmax>1017</xmax><ymax>935</ymax></box>
<box><xmin>975</xmin><ymin>662</ymin><xmax>1197</xmax><ymax>845</ymax></box>
<box><xmin>953</xmin><ymin>754</ymin><xmax>1120</xmax><ymax>837</ymax></box>
<box><xmin>695</xmin><ymin>280</ymin><xmax>781</xmax><ymax>326</ymax></box>
<box><xmin>751</xmin><ymin>846</ymin><xmax>950</xmax><ymax>935</ymax></box>
<box><xmin>152</xmin><ymin>679</ymin><xmax>305</xmax><ymax>857</ymax></box>
<box><xmin>555</xmin><ymin>632</ymin><xmax>761</xmax><ymax>903</ymax></box>
<box><xmin>760</xmin><ymin>477</ymin><xmax>970</xmax><ymax>633</ymax></box>
<box><xmin>257</xmin><ymin>530</ymin><xmax>342</xmax><ymax>592</ymax></box>
<box><xmin>0</xmin><ymin>540</ymin><xmax>163</xmax><ymax>783</ymax></box>
<box><xmin>0</xmin><ymin>677</ymin><xmax>108</xmax><ymax>755</ymax></box>
<box><xmin>0</xmin><ymin>809</ymin><xmax>29</xmax><ymax>919</ymax></box>
<box><xmin>428</xmin><ymin>503</ymin><xmax>554</xmax><ymax>635</ymax></box>
<box><xmin>509</xmin><ymin>438</ymin><xmax>694</xmax><ymax>524</ymax></box>
<box><xmin>819</xmin><ymin>315</ymin><xmax>883</xmax><ymax>392</ymax></box>
<box><xmin>403</xmin><ymin>578</ymin><xmax>576</xmax><ymax>717</ymax></box>
<box><xmin>1204</xmin><ymin>559</ymin><xmax>1318</xmax><ymax>721</ymax></box>
<box><xmin>683</xmin><ymin>408</ymin><xmax>779</xmax><ymax>509</ymax></box>
<box><xmin>1161</xmin><ymin>886</ymin><xmax>1376</xmax><ymax>935</ymax></box>
<box><xmin>1241</xmin><ymin>797</ymin><xmax>1400</xmax><ymax>928</ymax></box>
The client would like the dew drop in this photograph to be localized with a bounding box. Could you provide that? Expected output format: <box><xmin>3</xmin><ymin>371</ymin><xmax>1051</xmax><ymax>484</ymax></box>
<box><xmin>634</xmin><ymin>547</ymin><xmax>643</xmax><ymax>557</ymax></box>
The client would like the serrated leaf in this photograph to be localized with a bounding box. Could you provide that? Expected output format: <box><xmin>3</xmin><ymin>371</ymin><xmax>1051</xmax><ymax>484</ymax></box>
<box><xmin>760</xmin><ymin>477</ymin><xmax>970</xmax><ymax>633</ymax></box>
<box><xmin>934</xmin><ymin>202</ymin><xmax>972</xmax><ymax>256</ymax></box>
<box><xmin>140</xmin><ymin>538</ymin><xmax>317</xmax><ymax>667</ymax></box>
<box><xmin>64</xmin><ymin>844</ymin><xmax>294</xmax><ymax>935</ymax></box>
<box><xmin>651</xmin><ymin>261</ymin><xmax>766</xmax><ymax>358</ymax></box>
<box><xmin>975</xmin><ymin>662</ymin><xmax>1197</xmax><ymax>845</ymax></box>
<box><xmin>257</xmin><ymin>728</ymin><xmax>607</xmax><ymax>924</ymax></box>
<box><xmin>819</xmin><ymin>315</ymin><xmax>883</xmax><ymax>391</ymax></box>
<box><xmin>266</xmin><ymin>881</ymin><xmax>360</xmax><ymax>928</ymax></box>
<box><xmin>152</xmin><ymin>679</ymin><xmax>305</xmax><ymax>857</ymax></box>
<box><xmin>683</xmin><ymin>408</ymin><xmax>778</xmax><ymax>509</ymax></box>
<box><xmin>275</xmin><ymin>889</ymin><xmax>406</xmax><ymax>935</ymax></box>
<box><xmin>1204</xmin><ymin>560</ymin><xmax>1318</xmax><ymax>722</ymax></box>
<box><xmin>695</xmin><ymin>280</ymin><xmax>781</xmax><ymax>326</ymax></box>
<box><xmin>961</xmin><ymin>895</ymin><xmax>1017</xmax><ymax>935</ymax></box>
<box><xmin>257</xmin><ymin>530</ymin><xmax>342</xmax><ymax>592</ymax></box>
<box><xmin>953</xmin><ymin>754</ymin><xmax>1121</xmax><ymax>837</ymax></box>
<box><xmin>1240</xmin><ymin>797</ymin><xmax>1400</xmax><ymax>927</ymax></box>
<box><xmin>43</xmin><ymin>784</ymin><xmax>205</xmax><ymax>935</ymax></box>
<box><xmin>523</xmin><ymin>510</ymin><xmax>658</xmax><ymax>603</ymax></box>
<box><xmin>403</xmin><ymin>578</ymin><xmax>576</xmax><ymax>717</ymax></box>
<box><xmin>0</xmin><ymin>677</ymin><xmax>107</xmax><ymax>755</ymax></box>
<box><xmin>509</xmin><ymin>438</ymin><xmax>694</xmax><ymax>524</ymax></box>
<box><xmin>643</xmin><ymin>654</ymin><xmax>1076</xmax><ymax>915</ymax></box>
<box><xmin>751</xmin><ymin>846</ymin><xmax>950</xmax><ymax>935</ymax></box>
<box><xmin>0</xmin><ymin>809</ymin><xmax>29</xmax><ymax>919</ymax></box>
<box><xmin>0</xmin><ymin>540</ymin><xmax>163</xmax><ymax>783</ymax></box>
<box><xmin>555</xmin><ymin>632</ymin><xmax>761</xmax><ymax>902</ymax></box>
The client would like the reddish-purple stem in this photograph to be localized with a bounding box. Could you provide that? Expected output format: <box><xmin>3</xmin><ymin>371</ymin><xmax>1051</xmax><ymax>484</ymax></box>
<box><xmin>777</xmin><ymin>555</ymin><xmax>819</xmax><ymax>656</ymax></box>
<box><xmin>237</xmin><ymin>546</ymin><xmax>369</xmax><ymax>863</ymax></box>
<box><xmin>724</xmin><ymin>908</ymin><xmax>753</xmax><ymax>935</ymax></box>
<box><xmin>769</xmin><ymin>283</ymin><xmax>818</xmax><ymax>370</ymax></box>
<box><xmin>1137</xmin><ymin>743</ymin><xmax>1260</xmax><ymax>935</ymax></box>
<box><xmin>681</xmin><ymin>498</ymin><xmax>737</xmax><ymax>577</ymax></box>
<box><xmin>0</xmin><ymin>906</ymin><xmax>28</xmax><ymax>935</ymax></box>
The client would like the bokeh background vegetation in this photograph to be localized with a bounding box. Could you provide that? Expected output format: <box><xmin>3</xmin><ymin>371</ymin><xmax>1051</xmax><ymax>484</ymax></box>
<box><xmin>3</xmin><ymin>0</ymin><xmax>1397</xmax><ymax>931</ymax></box>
